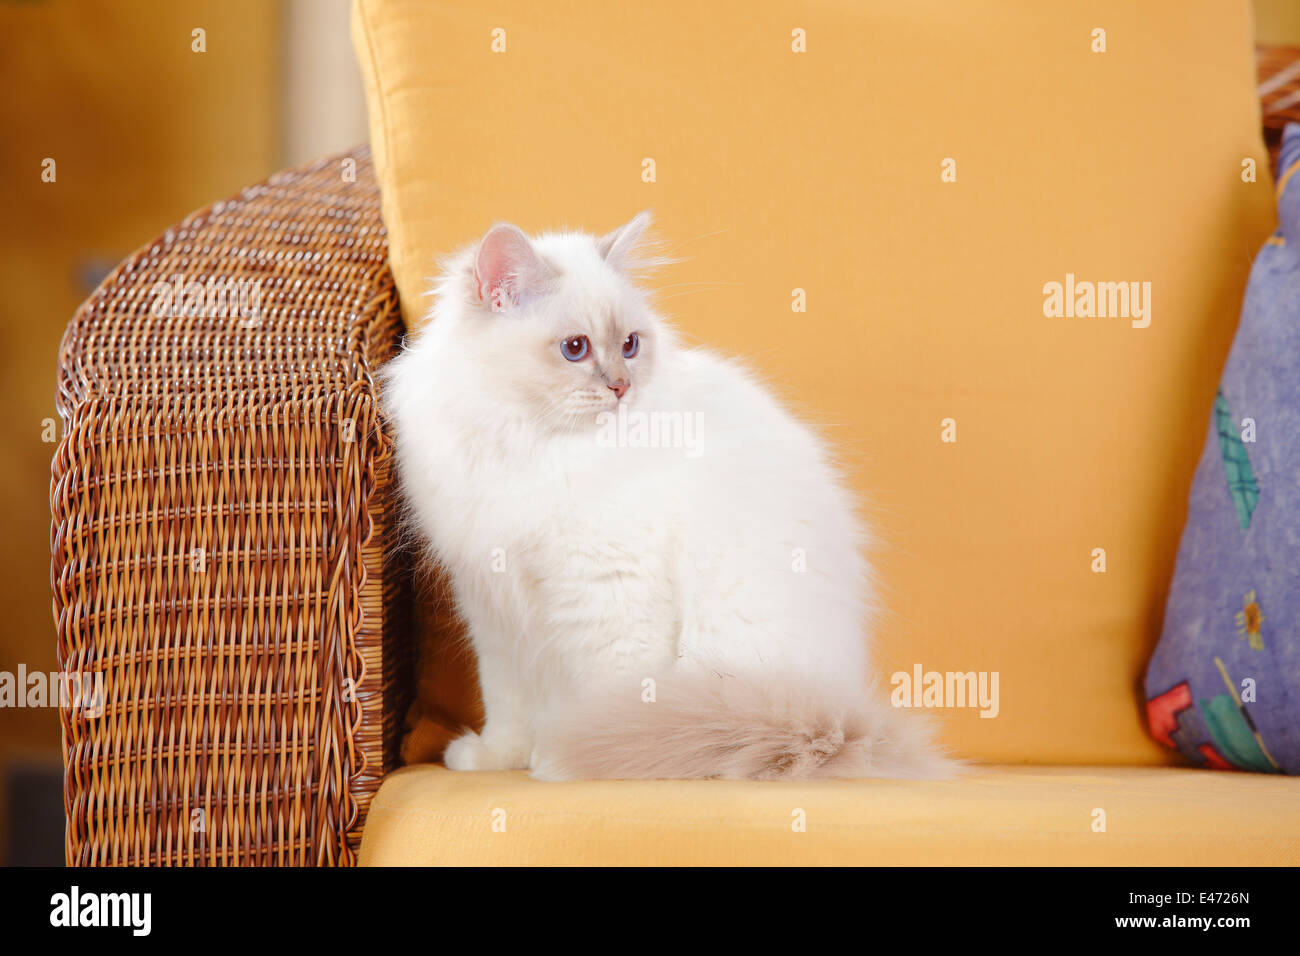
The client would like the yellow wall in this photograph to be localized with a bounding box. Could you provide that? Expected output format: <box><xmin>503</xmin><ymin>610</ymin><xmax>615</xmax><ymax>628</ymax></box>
<box><xmin>1255</xmin><ymin>0</ymin><xmax>1300</xmax><ymax>44</ymax></box>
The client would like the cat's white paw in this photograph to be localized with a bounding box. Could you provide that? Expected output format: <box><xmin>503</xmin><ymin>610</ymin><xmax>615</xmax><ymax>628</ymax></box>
<box><xmin>443</xmin><ymin>733</ymin><xmax>486</xmax><ymax>771</ymax></box>
<box><xmin>443</xmin><ymin>731</ymin><xmax>531</xmax><ymax>771</ymax></box>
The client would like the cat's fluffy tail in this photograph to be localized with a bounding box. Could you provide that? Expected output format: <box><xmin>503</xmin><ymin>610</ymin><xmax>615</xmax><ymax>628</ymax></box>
<box><xmin>530</xmin><ymin>669</ymin><xmax>957</xmax><ymax>781</ymax></box>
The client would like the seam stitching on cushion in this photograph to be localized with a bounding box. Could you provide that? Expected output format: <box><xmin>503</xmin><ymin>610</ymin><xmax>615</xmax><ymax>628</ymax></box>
<box><xmin>362</xmin><ymin>806</ymin><xmax>1300</xmax><ymax>840</ymax></box>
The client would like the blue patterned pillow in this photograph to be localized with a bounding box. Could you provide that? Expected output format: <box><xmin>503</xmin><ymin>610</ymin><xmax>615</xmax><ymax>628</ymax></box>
<box><xmin>1145</xmin><ymin>124</ymin><xmax>1300</xmax><ymax>774</ymax></box>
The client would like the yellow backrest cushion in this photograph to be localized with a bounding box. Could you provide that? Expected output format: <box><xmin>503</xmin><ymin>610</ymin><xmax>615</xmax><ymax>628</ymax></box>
<box><xmin>353</xmin><ymin>0</ymin><xmax>1276</xmax><ymax>765</ymax></box>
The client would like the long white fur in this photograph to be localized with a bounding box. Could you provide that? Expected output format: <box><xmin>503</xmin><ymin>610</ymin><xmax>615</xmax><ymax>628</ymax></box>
<box><xmin>383</xmin><ymin>213</ymin><xmax>953</xmax><ymax>781</ymax></box>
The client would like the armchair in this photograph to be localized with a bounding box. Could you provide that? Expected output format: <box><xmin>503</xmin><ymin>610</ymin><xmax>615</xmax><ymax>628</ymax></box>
<box><xmin>50</xmin><ymin>46</ymin><xmax>1300</xmax><ymax>865</ymax></box>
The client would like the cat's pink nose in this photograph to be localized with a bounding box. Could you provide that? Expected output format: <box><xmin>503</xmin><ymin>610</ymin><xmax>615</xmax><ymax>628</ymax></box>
<box><xmin>608</xmin><ymin>380</ymin><xmax>630</xmax><ymax>400</ymax></box>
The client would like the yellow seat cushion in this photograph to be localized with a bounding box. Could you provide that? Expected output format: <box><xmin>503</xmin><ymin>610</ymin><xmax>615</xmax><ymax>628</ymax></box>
<box><xmin>352</xmin><ymin>0</ymin><xmax>1277</xmax><ymax>765</ymax></box>
<box><xmin>359</xmin><ymin>765</ymin><xmax>1300</xmax><ymax>866</ymax></box>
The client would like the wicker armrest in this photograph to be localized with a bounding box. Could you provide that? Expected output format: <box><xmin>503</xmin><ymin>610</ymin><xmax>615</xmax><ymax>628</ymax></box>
<box><xmin>50</xmin><ymin>147</ymin><xmax>412</xmax><ymax>866</ymax></box>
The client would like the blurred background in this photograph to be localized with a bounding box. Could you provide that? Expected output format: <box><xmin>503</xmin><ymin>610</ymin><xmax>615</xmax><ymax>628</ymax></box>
<box><xmin>0</xmin><ymin>0</ymin><xmax>1297</xmax><ymax>865</ymax></box>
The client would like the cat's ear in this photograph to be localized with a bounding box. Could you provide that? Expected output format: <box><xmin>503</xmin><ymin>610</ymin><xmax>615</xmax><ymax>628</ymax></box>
<box><xmin>596</xmin><ymin>211</ymin><xmax>652</xmax><ymax>272</ymax></box>
<box><xmin>473</xmin><ymin>223</ymin><xmax>552</xmax><ymax>311</ymax></box>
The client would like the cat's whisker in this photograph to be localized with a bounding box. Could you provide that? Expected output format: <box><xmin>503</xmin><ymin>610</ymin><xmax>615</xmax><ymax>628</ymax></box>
<box><xmin>653</xmin><ymin>280</ymin><xmax>741</xmax><ymax>290</ymax></box>
<box><xmin>662</xmin><ymin>228</ymin><xmax>728</xmax><ymax>251</ymax></box>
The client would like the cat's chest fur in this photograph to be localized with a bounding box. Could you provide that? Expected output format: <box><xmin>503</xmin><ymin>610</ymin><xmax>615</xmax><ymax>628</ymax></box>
<box><xmin>431</xmin><ymin>428</ymin><xmax>686</xmax><ymax>677</ymax></box>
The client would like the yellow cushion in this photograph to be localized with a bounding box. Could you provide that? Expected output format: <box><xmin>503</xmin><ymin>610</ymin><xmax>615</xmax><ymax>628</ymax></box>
<box><xmin>360</xmin><ymin>764</ymin><xmax>1300</xmax><ymax>865</ymax></box>
<box><xmin>352</xmin><ymin>0</ymin><xmax>1277</xmax><ymax>764</ymax></box>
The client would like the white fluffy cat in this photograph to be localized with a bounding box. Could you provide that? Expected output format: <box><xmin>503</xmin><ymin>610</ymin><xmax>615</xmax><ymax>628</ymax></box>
<box><xmin>383</xmin><ymin>212</ymin><xmax>951</xmax><ymax>780</ymax></box>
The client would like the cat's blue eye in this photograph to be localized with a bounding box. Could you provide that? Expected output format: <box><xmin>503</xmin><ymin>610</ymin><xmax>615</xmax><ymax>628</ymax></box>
<box><xmin>560</xmin><ymin>335</ymin><xmax>590</xmax><ymax>361</ymax></box>
<box><xmin>623</xmin><ymin>332</ymin><xmax>640</xmax><ymax>359</ymax></box>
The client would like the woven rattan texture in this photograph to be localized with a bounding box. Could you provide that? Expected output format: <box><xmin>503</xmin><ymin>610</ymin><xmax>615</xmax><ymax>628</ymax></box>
<box><xmin>51</xmin><ymin>148</ymin><xmax>410</xmax><ymax>865</ymax></box>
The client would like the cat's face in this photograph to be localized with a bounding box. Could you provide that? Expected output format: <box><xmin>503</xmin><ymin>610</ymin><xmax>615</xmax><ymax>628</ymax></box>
<box><xmin>451</xmin><ymin>214</ymin><xmax>665</xmax><ymax>433</ymax></box>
